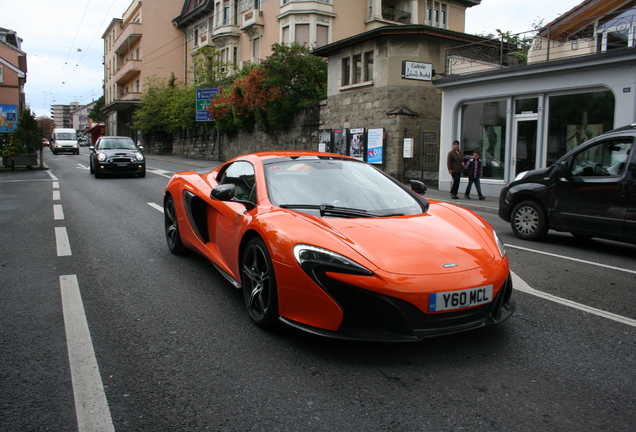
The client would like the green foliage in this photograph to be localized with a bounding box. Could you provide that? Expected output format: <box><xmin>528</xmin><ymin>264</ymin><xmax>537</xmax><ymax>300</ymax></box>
<box><xmin>209</xmin><ymin>43</ymin><xmax>327</xmax><ymax>133</ymax></box>
<box><xmin>133</xmin><ymin>74</ymin><xmax>196</xmax><ymax>135</ymax></box>
<box><xmin>191</xmin><ymin>46</ymin><xmax>236</xmax><ymax>88</ymax></box>
<box><xmin>11</xmin><ymin>109</ymin><xmax>43</xmax><ymax>154</ymax></box>
<box><xmin>496</xmin><ymin>18</ymin><xmax>544</xmax><ymax>64</ymax></box>
<box><xmin>88</xmin><ymin>96</ymin><xmax>106</xmax><ymax>123</ymax></box>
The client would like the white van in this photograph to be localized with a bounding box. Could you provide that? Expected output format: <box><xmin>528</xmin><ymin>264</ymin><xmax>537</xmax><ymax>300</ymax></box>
<box><xmin>51</xmin><ymin>128</ymin><xmax>79</xmax><ymax>155</ymax></box>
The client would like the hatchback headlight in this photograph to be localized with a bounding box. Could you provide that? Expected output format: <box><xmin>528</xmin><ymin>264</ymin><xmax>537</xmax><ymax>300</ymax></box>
<box><xmin>494</xmin><ymin>232</ymin><xmax>506</xmax><ymax>257</ymax></box>
<box><xmin>96</xmin><ymin>152</ymin><xmax>106</xmax><ymax>162</ymax></box>
<box><xmin>135</xmin><ymin>152</ymin><xmax>144</xmax><ymax>161</ymax></box>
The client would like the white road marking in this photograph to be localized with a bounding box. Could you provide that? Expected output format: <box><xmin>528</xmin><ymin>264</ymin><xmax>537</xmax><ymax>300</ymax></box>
<box><xmin>147</xmin><ymin>168</ymin><xmax>174</xmax><ymax>178</ymax></box>
<box><xmin>55</xmin><ymin>227</ymin><xmax>72</xmax><ymax>256</ymax></box>
<box><xmin>148</xmin><ymin>202</ymin><xmax>164</xmax><ymax>213</ymax></box>
<box><xmin>77</xmin><ymin>163</ymin><xmax>89</xmax><ymax>170</ymax></box>
<box><xmin>54</xmin><ymin>204</ymin><xmax>65</xmax><ymax>220</ymax></box>
<box><xmin>506</xmin><ymin>244</ymin><xmax>636</xmax><ymax>275</ymax></box>
<box><xmin>47</xmin><ymin>171</ymin><xmax>59</xmax><ymax>181</ymax></box>
<box><xmin>512</xmin><ymin>271</ymin><xmax>636</xmax><ymax>328</ymax></box>
<box><xmin>60</xmin><ymin>275</ymin><xmax>115</xmax><ymax>432</ymax></box>
<box><xmin>53</xmin><ymin>190</ymin><xmax>61</xmax><ymax>201</ymax></box>
<box><xmin>53</xmin><ymin>181</ymin><xmax>59</xmax><ymax>189</ymax></box>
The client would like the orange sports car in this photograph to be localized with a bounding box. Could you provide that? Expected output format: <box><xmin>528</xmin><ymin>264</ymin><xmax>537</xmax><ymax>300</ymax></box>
<box><xmin>164</xmin><ymin>151</ymin><xmax>515</xmax><ymax>341</ymax></box>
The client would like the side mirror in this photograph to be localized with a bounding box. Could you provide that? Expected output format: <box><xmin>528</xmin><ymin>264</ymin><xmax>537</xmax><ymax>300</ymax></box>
<box><xmin>210</xmin><ymin>184</ymin><xmax>256</xmax><ymax>210</ymax></box>
<box><xmin>89</xmin><ymin>146</ymin><xmax>95</xmax><ymax>151</ymax></box>
<box><xmin>410</xmin><ymin>180</ymin><xmax>427</xmax><ymax>195</ymax></box>
<box><xmin>558</xmin><ymin>160</ymin><xmax>570</xmax><ymax>177</ymax></box>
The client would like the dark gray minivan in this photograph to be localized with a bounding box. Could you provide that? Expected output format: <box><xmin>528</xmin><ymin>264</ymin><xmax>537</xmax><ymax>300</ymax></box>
<box><xmin>499</xmin><ymin>124</ymin><xmax>636</xmax><ymax>244</ymax></box>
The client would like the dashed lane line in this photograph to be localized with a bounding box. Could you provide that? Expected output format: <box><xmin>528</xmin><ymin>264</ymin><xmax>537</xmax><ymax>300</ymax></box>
<box><xmin>147</xmin><ymin>202</ymin><xmax>164</xmax><ymax>213</ymax></box>
<box><xmin>55</xmin><ymin>227</ymin><xmax>72</xmax><ymax>256</ymax></box>
<box><xmin>60</xmin><ymin>275</ymin><xmax>115</xmax><ymax>432</ymax></box>
<box><xmin>54</xmin><ymin>204</ymin><xmax>65</xmax><ymax>220</ymax></box>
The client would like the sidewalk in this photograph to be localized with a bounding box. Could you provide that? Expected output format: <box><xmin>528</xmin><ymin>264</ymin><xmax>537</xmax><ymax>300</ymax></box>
<box><xmin>145</xmin><ymin>154</ymin><xmax>499</xmax><ymax>215</ymax></box>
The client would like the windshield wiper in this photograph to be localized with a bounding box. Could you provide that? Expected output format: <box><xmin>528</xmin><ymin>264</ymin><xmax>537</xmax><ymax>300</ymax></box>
<box><xmin>279</xmin><ymin>203</ymin><xmax>403</xmax><ymax>218</ymax></box>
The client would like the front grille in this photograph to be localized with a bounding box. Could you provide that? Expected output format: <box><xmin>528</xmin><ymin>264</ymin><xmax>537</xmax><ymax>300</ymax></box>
<box><xmin>314</xmin><ymin>270</ymin><xmax>512</xmax><ymax>338</ymax></box>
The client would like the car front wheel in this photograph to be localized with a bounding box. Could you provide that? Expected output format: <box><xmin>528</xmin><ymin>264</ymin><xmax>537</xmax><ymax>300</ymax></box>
<box><xmin>241</xmin><ymin>237</ymin><xmax>278</xmax><ymax>328</ymax></box>
<box><xmin>164</xmin><ymin>195</ymin><xmax>186</xmax><ymax>254</ymax></box>
<box><xmin>511</xmin><ymin>200</ymin><xmax>548</xmax><ymax>241</ymax></box>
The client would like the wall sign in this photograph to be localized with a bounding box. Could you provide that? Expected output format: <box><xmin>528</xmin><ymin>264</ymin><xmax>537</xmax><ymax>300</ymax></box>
<box><xmin>401</xmin><ymin>61</ymin><xmax>433</xmax><ymax>81</ymax></box>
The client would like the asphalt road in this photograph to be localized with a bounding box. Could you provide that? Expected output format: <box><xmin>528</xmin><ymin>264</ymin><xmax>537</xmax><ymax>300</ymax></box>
<box><xmin>1</xmin><ymin>148</ymin><xmax>635</xmax><ymax>432</ymax></box>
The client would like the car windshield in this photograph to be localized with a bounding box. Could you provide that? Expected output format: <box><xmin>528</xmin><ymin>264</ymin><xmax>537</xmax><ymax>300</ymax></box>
<box><xmin>98</xmin><ymin>139</ymin><xmax>137</xmax><ymax>150</ymax></box>
<box><xmin>55</xmin><ymin>133</ymin><xmax>76</xmax><ymax>140</ymax></box>
<box><xmin>265</xmin><ymin>157</ymin><xmax>423</xmax><ymax>217</ymax></box>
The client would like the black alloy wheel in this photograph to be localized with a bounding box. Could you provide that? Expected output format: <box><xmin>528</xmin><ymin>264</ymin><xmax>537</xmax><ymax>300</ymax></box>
<box><xmin>164</xmin><ymin>195</ymin><xmax>186</xmax><ymax>254</ymax></box>
<box><xmin>241</xmin><ymin>237</ymin><xmax>278</xmax><ymax>328</ymax></box>
<box><xmin>511</xmin><ymin>200</ymin><xmax>548</xmax><ymax>241</ymax></box>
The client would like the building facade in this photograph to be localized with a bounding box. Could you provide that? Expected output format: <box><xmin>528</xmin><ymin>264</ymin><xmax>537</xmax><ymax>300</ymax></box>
<box><xmin>435</xmin><ymin>0</ymin><xmax>636</xmax><ymax>198</ymax></box>
<box><xmin>0</xmin><ymin>28</ymin><xmax>27</xmax><ymax>134</ymax></box>
<box><xmin>173</xmin><ymin>0</ymin><xmax>480</xmax><ymax>84</ymax></box>
<box><xmin>51</xmin><ymin>103</ymin><xmax>79</xmax><ymax>129</ymax></box>
<box><xmin>102</xmin><ymin>0</ymin><xmax>184</xmax><ymax>138</ymax></box>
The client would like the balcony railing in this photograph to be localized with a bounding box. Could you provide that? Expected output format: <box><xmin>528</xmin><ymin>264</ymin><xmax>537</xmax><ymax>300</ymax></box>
<box><xmin>381</xmin><ymin>7</ymin><xmax>411</xmax><ymax>24</ymax></box>
<box><xmin>444</xmin><ymin>8</ymin><xmax>636</xmax><ymax>76</ymax></box>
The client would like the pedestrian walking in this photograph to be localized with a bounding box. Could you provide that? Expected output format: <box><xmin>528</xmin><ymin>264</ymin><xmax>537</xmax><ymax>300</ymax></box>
<box><xmin>464</xmin><ymin>150</ymin><xmax>485</xmax><ymax>200</ymax></box>
<box><xmin>447</xmin><ymin>140</ymin><xmax>463</xmax><ymax>199</ymax></box>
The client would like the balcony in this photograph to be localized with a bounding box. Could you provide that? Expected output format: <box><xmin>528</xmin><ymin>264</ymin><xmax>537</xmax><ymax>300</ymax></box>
<box><xmin>113</xmin><ymin>59</ymin><xmax>141</xmax><ymax>84</ymax></box>
<box><xmin>114</xmin><ymin>22</ymin><xmax>142</xmax><ymax>56</ymax></box>
<box><xmin>240</xmin><ymin>9</ymin><xmax>264</xmax><ymax>31</ymax></box>
<box><xmin>381</xmin><ymin>7</ymin><xmax>411</xmax><ymax>24</ymax></box>
<box><xmin>444</xmin><ymin>8</ymin><xmax>636</xmax><ymax>76</ymax></box>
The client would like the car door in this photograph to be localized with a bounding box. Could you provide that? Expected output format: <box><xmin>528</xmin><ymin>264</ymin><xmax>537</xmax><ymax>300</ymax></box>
<box><xmin>623</xmin><ymin>147</ymin><xmax>636</xmax><ymax>241</ymax></box>
<box><xmin>551</xmin><ymin>137</ymin><xmax>633</xmax><ymax>238</ymax></box>
<box><xmin>206</xmin><ymin>160</ymin><xmax>257</xmax><ymax>279</ymax></box>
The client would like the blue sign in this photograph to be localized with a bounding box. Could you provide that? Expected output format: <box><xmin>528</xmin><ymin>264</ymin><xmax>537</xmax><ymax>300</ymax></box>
<box><xmin>0</xmin><ymin>104</ymin><xmax>18</xmax><ymax>133</ymax></box>
<box><xmin>367</xmin><ymin>128</ymin><xmax>384</xmax><ymax>164</ymax></box>
<box><xmin>196</xmin><ymin>88</ymin><xmax>219</xmax><ymax>122</ymax></box>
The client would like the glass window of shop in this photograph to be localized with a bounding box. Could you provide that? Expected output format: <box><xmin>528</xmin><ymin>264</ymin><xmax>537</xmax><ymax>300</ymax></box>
<box><xmin>546</xmin><ymin>90</ymin><xmax>615</xmax><ymax>166</ymax></box>
<box><xmin>460</xmin><ymin>101</ymin><xmax>507</xmax><ymax>180</ymax></box>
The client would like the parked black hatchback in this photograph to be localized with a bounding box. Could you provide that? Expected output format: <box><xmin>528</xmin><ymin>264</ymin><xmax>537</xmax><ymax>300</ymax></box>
<box><xmin>499</xmin><ymin>124</ymin><xmax>636</xmax><ymax>244</ymax></box>
<box><xmin>89</xmin><ymin>136</ymin><xmax>145</xmax><ymax>178</ymax></box>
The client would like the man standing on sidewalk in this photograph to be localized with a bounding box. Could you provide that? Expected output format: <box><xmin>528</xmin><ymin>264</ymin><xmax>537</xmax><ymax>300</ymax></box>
<box><xmin>447</xmin><ymin>140</ymin><xmax>464</xmax><ymax>199</ymax></box>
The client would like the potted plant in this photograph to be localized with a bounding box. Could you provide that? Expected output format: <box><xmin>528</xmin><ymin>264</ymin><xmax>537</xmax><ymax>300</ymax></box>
<box><xmin>2</xmin><ymin>109</ymin><xmax>43</xmax><ymax>168</ymax></box>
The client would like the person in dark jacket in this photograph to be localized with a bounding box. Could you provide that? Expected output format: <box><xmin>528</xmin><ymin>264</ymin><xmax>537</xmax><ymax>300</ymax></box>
<box><xmin>447</xmin><ymin>140</ymin><xmax>464</xmax><ymax>199</ymax></box>
<box><xmin>464</xmin><ymin>150</ymin><xmax>485</xmax><ymax>200</ymax></box>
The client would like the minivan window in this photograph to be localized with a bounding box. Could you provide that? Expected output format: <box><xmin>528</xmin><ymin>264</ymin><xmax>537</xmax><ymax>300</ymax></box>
<box><xmin>55</xmin><ymin>133</ymin><xmax>76</xmax><ymax>140</ymax></box>
<box><xmin>570</xmin><ymin>139</ymin><xmax>632</xmax><ymax>177</ymax></box>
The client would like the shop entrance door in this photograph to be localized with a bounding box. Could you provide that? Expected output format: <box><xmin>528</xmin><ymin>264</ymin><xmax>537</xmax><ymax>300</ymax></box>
<box><xmin>512</xmin><ymin>118</ymin><xmax>538</xmax><ymax>179</ymax></box>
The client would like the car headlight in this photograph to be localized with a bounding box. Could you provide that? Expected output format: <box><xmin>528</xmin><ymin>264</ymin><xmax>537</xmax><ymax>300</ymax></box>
<box><xmin>135</xmin><ymin>152</ymin><xmax>144</xmax><ymax>161</ymax></box>
<box><xmin>96</xmin><ymin>152</ymin><xmax>106</xmax><ymax>162</ymax></box>
<box><xmin>293</xmin><ymin>244</ymin><xmax>372</xmax><ymax>276</ymax></box>
<box><xmin>494</xmin><ymin>231</ymin><xmax>506</xmax><ymax>257</ymax></box>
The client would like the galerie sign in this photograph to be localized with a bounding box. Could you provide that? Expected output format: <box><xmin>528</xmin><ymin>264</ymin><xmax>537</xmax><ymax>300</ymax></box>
<box><xmin>401</xmin><ymin>61</ymin><xmax>433</xmax><ymax>81</ymax></box>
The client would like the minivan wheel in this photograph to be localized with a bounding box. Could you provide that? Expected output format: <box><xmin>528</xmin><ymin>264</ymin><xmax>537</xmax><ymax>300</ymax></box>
<box><xmin>511</xmin><ymin>200</ymin><xmax>548</xmax><ymax>241</ymax></box>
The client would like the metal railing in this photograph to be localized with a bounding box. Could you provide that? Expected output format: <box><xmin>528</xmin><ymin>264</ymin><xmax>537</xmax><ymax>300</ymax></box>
<box><xmin>445</xmin><ymin>7</ymin><xmax>636</xmax><ymax>76</ymax></box>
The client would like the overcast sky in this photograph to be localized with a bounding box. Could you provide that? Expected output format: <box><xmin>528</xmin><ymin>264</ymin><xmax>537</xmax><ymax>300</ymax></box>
<box><xmin>4</xmin><ymin>0</ymin><xmax>583</xmax><ymax>119</ymax></box>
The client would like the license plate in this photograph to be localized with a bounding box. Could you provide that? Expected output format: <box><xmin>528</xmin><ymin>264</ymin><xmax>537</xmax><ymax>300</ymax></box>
<box><xmin>428</xmin><ymin>285</ymin><xmax>493</xmax><ymax>312</ymax></box>
<box><xmin>116</xmin><ymin>163</ymin><xmax>128</xmax><ymax>167</ymax></box>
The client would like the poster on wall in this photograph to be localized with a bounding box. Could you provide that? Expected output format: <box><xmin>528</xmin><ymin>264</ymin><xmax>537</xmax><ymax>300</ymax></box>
<box><xmin>367</xmin><ymin>128</ymin><xmax>384</xmax><ymax>164</ymax></box>
<box><xmin>319</xmin><ymin>129</ymin><xmax>332</xmax><ymax>152</ymax></box>
<box><xmin>566</xmin><ymin>124</ymin><xmax>603</xmax><ymax>151</ymax></box>
<box><xmin>348</xmin><ymin>128</ymin><xmax>365</xmax><ymax>160</ymax></box>
<box><xmin>0</xmin><ymin>104</ymin><xmax>18</xmax><ymax>133</ymax></box>
<box><xmin>333</xmin><ymin>129</ymin><xmax>348</xmax><ymax>155</ymax></box>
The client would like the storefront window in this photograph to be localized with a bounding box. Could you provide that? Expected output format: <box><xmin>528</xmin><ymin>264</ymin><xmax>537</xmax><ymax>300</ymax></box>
<box><xmin>546</xmin><ymin>90</ymin><xmax>615</xmax><ymax>166</ymax></box>
<box><xmin>460</xmin><ymin>101</ymin><xmax>507</xmax><ymax>180</ymax></box>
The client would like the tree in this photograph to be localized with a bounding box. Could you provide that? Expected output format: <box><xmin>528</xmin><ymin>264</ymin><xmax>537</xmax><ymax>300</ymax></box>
<box><xmin>13</xmin><ymin>109</ymin><xmax>43</xmax><ymax>153</ymax></box>
<box><xmin>209</xmin><ymin>43</ymin><xmax>327</xmax><ymax>133</ymax></box>
<box><xmin>495</xmin><ymin>18</ymin><xmax>545</xmax><ymax>64</ymax></box>
<box><xmin>37</xmin><ymin>116</ymin><xmax>55</xmax><ymax>140</ymax></box>
<box><xmin>89</xmin><ymin>96</ymin><xmax>106</xmax><ymax>123</ymax></box>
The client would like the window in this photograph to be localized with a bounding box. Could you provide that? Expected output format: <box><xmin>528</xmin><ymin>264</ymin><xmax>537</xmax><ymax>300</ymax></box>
<box><xmin>252</xmin><ymin>37</ymin><xmax>261</xmax><ymax>61</ymax></box>
<box><xmin>295</xmin><ymin>24</ymin><xmax>310</xmax><ymax>46</ymax></box>
<box><xmin>223</xmin><ymin>0</ymin><xmax>230</xmax><ymax>25</ymax></box>
<box><xmin>426</xmin><ymin>1</ymin><xmax>448</xmax><ymax>28</ymax></box>
<box><xmin>353</xmin><ymin>54</ymin><xmax>362</xmax><ymax>84</ymax></box>
<box><xmin>570</xmin><ymin>139</ymin><xmax>632</xmax><ymax>177</ymax></box>
<box><xmin>135</xmin><ymin>47</ymin><xmax>140</xmax><ymax>60</ymax></box>
<box><xmin>136</xmin><ymin>79</ymin><xmax>140</xmax><ymax>92</ymax></box>
<box><xmin>218</xmin><ymin>161</ymin><xmax>256</xmax><ymax>203</ymax></box>
<box><xmin>547</xmin><ymin>91</ymin><xmax>615</xmax><ymax>165</ymax></box>
<box><xmin>460</xmin><ymin>101</ymin><xmax>507</xmax><ymax>180</ymax></box>
<box><xmin>282</xmin><ymin>26</ymin><xmax>290</xmax><ymax>44</ymax></box>
<box><xmin>316</xmin><ymin>25</ymin><xmax>328</xmax><ymax>48</ymax></box>
<box><xmin>342</xmin><ymin>57</ymin><xmax>351</xmax><ymax>86</ymax></box>
<box><xmin>340</xmin><ymin>51</ymin><xmax>374</xmax><ymax>87</ymax></box>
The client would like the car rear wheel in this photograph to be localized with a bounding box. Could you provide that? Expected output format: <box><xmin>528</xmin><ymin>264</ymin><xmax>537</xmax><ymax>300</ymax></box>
<box><xmin>164</xmin><ymin>196</ymin><xmax>186</xmax><ymax>254</ymax></box>
<box><xmin>241</xmin><ymin>237</ymin><xmax>278</xmax><ymax>328</ymax></box>
<box><xmin>511</xmin><ymin>200</ymin><xmax>548</xmax><ymax>241</ymax></box>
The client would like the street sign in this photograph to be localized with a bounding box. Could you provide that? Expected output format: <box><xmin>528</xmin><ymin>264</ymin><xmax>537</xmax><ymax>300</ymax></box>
<box><xmin>196</xmin><ymin>88</ymin><xmax>219</xmax><ymax>122</ymax></box>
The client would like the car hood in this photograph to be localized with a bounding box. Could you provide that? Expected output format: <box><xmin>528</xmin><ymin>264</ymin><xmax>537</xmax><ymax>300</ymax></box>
<box><xmin>99</xmin><ymin>149</ymin><xmax>140</xmax><ymax>157</ymax></box>
<box><xmin>295</xmin><ymin>203</ymin><xmax>496</xmax><ymax>275</ymax></box>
